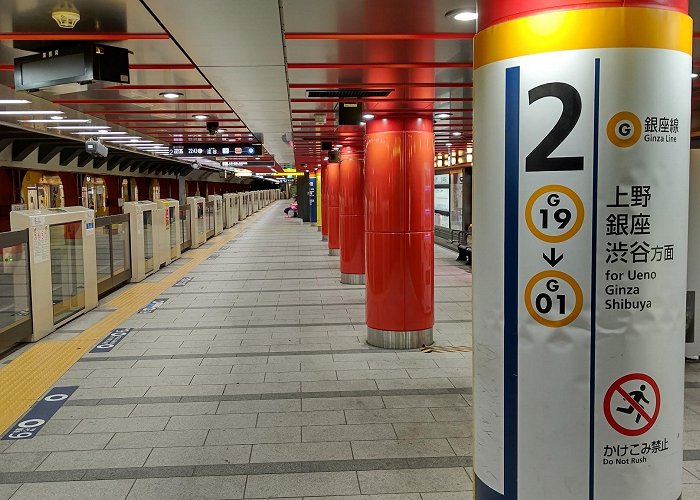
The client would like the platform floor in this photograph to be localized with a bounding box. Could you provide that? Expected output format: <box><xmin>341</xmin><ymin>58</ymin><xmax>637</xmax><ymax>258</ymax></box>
<box><xmin>1</xmin><ymin>201</ymin><xmax>700</xmax><ymax>499</ymax></box>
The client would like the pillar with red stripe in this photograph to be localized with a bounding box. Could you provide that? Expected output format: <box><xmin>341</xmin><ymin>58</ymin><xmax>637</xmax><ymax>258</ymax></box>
<box><xmin>339</xmin><ymin>145</ymin><xmax>365</xmax><ymax>284</ymax></box>
<box><xmin>365</xmin><ymin>117</ymin><xmax>434</xmax><ymax>348</ymax></box>
<box><xmin>473</xmin><ymin>1</ymin><xmax>691</xmax><ymax>499</ymax></box>
<box><xmin>325</xmin><ymin>161</ymin><xmax>340</xmax><ymax>256</ymax></box>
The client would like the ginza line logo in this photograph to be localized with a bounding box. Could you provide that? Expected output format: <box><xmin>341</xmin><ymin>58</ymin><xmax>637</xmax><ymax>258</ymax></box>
<box><xmin>607</xmin><ymin>112</ymin><xmax>642</xmax><ymax>148</ymax></box>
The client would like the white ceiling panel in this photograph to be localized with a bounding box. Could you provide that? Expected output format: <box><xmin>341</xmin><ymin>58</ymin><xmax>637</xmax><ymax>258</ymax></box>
<box><xmin>203</xmin><ymin>67</ymin><xmax>289</xmax><ymax>101</ymax></box>
<box><xmin>143</xmin><ymin>0</ymin><xmax>285</xmax><ymax>67</ymax></box>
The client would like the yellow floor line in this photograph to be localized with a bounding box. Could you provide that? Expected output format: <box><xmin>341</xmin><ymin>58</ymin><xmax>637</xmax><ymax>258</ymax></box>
<box><xmin>0</xmin><ymin>205</ymin><xmax>271</xmax><ymax>434</ymax></box>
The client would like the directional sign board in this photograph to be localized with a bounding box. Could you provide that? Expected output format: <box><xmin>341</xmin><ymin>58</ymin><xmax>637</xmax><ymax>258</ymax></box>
<box><xmin>472</xmin><ymin>13</ymin><xmax>690</xmax><ymax>499</ymax></box>
<box><xmin>170</xmin><ymin>143</ymin><xmax>262</xmax><ymax>158</ymax></box>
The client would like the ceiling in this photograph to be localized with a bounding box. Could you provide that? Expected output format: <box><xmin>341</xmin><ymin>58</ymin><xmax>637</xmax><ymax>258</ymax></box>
<box><xmin>0</xmin><ymin>0</ymin><xmax>698</xmax><ymax>172</ymax></box>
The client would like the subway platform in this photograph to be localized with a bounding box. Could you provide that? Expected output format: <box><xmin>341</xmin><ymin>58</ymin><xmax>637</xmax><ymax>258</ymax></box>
<box><xmin>0</xmin><ymin>201</ymin><xmax>697</xmax><ymax>499</ymax></box>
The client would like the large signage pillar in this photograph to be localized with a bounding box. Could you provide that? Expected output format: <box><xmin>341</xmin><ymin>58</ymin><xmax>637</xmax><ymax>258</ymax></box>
<box><xmin>472</xmin><ymin>1</ymin><xmax>691</xmax><ymax>499</ymax></box>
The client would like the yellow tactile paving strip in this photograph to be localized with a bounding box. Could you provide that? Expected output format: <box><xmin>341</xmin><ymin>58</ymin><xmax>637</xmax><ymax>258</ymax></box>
<box><xmin>0</xmin><ymin>206</ymin><xmax>266</xmax><ymax>434</ymax></box>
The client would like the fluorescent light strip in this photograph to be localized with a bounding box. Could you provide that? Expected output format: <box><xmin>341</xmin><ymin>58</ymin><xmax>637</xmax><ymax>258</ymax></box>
<box><xmin>72</xmin><ymin>131</ymin><xmax>128</xmax><ymax>135</ymax></box>
<box><xmin>0</xmin><ymin>100</ymin><xmax>31</xmax><ymax>104</ymax></box>
<box><xmin>49</xmin><ymin>126</ymin><xmax>110</xmax><ymax>130</ymax></box>
<box><xmin>20</xmin><ymin>119</ymin><xmax>91</xmax><ymax>123</ymax></box>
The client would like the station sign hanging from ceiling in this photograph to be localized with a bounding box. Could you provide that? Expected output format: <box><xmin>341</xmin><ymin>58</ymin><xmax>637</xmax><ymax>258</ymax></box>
<box><xmin>170</xmin><ymin>143</ymin><xmax>263</xmax><ymax>157</ymax></box>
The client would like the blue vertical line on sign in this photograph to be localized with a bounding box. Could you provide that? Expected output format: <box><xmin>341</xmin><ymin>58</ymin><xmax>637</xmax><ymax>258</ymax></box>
<box><xmin>589</xmin><ymin>57</ymin><xmax>601</xmax><ymax>500</ymax></box>
<box><xmin>504</xmin><ymin>65</ymin><xmax>520</xmax><ymax>499</ymax></box>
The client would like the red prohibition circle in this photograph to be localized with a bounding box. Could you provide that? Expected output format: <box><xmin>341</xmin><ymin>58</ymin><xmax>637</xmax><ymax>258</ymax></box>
<box><xmin>603</xmin><ymin>373</ymin><xmax>660</xmax><ymax>437</ymax></box>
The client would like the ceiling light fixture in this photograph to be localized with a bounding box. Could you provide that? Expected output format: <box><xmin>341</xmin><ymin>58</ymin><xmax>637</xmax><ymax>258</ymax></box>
<box><xmin>52</xmin><ymin>2</ymin><xmax>81</xmax><ymax>29</ymax></box>
<box><xmin>435</xmin><ymin>112</ymin><xmax>453</xmax><ymax>120</ymax></box>
<box><xmin>50</xmin><ymin>115</ymin><xmax>65</xmax><ymax>120</ymax></box>
<box><xmin>445</xmin><ymin>9</ymin><xmax>478</xmax><ymax>22</ymax></box>
<box><xmin>452</xmin><ymin>132</ymin><xmax>462</xmax><ymax>136</ymax></box>
<box><xmin>160</xmin><ymin>92</ymin><xmax>184</xmax><ymax>99</ymax></box>
<box><xmin>0</xmin><ymin>99</ymin><xmax>31</xmax><ymax>105</ymax></box>
<box><xmin>446</xmin><ymin>142</ymin><xmax>453</xmax><ymax>147</ymax></box>
<box><xmin>193</xmin><ymin>114</ymin><xmax>209</xmax><ymax>120</ymax></box>
<box><xmin>693</xmin><ymin>73</ymin><xmax>698</xmax><ymax>79</ymax></box>
<box><xmin>362</xmin><ymin>113</ymin><xmax>375</xmax><ymax>120</ymax></box>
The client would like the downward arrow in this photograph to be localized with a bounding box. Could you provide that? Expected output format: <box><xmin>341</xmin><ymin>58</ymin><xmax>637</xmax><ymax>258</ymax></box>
<box><xmin>543</xmin><ymin>248</ymin><xmax>564</xmax><ymax>267</ymax></box>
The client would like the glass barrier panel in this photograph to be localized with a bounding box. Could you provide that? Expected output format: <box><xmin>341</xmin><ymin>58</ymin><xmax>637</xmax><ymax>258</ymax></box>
<box><xmin>180</xmin><ymin>206</ymin><xmax>191</xmax><ymax>245</ymax></box>
<box><xmin>143</xmin><ymin>210</ymin><xmax>153</xmax><ymax>273</ymax></box>
<box><xmin>169</xmin><ymin>207</ymin><xmax>177</xmax><ymax>258</ymax></box>
<box><xmin>0</xmin><ymin>233</ymin><xmax>31</xmax><ymax>342</ymax></box>
<box><xmin>112</xmin><ymin>221</ymin><xmax>130</xmax><ymax>276</ymax></box>
<box><xmin>206</xmin><ymin>201</ymin><xmax>214</xmax><ymax>232</ymax></box>
<box><xmin>95</xmin><ymin>224</ymin><xmax>112</xmax><ymax>286</ymax></box>
<box><xmin>197</xmin><ymin>203</ymin><xmax>205</xmax><ymax>237</ymax></box>
<box><xmin>50</xmin><ymin>221</ymin><xmax>85</xmax><ymax>325</ymax></box>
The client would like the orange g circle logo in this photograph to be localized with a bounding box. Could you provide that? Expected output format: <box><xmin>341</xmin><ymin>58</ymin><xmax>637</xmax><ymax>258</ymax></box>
<box><xmin>607</xmin><ymin>112</ymin><xmax>642</xmax><ymax>148</ymax></box>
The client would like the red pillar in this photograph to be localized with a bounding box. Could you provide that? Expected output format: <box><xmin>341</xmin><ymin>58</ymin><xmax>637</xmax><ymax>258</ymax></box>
<box><xmin>321</xmin><ymin>165</ymin><xmax>329</xmax><ymax>241</ymax></box>
<box><xmin>325</xmin><ymin>162</ymin><xmax>340</xmax><ymax>256</ymax></box>
<box><xmin>339</xmin><ymin>146</ymin><xmax>365</xmax><ymax>284</ymax></box>
<box><xmin>365</xmin><ymin>117</ymin><xmax>434</xmax><ymax>348</ymax></box>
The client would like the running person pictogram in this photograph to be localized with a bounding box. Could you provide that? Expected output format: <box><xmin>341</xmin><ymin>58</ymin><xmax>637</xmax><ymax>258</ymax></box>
<box><xmin>603</xmin><ymin>373</ymin><xmax>660</xmax><ymax>437</ymax></box>
<box><xmin>616</xmin><ymin>384</ymin><xmax>650</xmax><ymax>424</ymax></box>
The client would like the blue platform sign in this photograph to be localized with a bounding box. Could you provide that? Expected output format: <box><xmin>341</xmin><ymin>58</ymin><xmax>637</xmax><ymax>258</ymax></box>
<box><xmin>309</xmin><ymin>176</ymin><xmax>317</xmax><ymax>223</ymax></box>
<box><xmin>2</xmin><ymin>386</ymin><xmax>78</xmax><ymax>440</ymax></box>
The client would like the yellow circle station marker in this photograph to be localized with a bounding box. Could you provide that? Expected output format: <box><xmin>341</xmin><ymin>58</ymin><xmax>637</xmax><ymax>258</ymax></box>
<box><xmin>525</xmin><ymin>184</ymin><xmax>584</xmax><ymax>243</ymax></box>
<box><xmin>607</xmin><ymin>111</ymin><xmax>642</xmax><ymax>148</ymax></box>
<box><xmin>525</xmin><ymin>270</ymin><xmax>584</xmax><ymax>328</ymax></box>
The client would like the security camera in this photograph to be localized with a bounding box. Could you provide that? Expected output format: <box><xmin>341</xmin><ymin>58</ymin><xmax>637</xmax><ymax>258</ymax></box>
<box><xmin>85</xmin><ymin>138</ymin><xmax>108</xmax><ymax>158</ymax></box>
<box><xmin>206</xmin><ymin>121</ymin><xmax>220</xmax><ymax>135</ymax></box>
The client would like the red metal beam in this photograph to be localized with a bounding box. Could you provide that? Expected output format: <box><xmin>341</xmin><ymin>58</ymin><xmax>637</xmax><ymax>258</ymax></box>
<box><xmin>82</xmin><ymin>109</ymin><xmax>236</xmax><ymax>115</ymax></box>
<box><xmin>290</xmin><ymin>82</ymin><xmax>473</xmax><ymax>89</ymax></box>
<box><xmin>0</xmin><ymin>32</ymin><xmax>169</xmax><ymax>40</ymax></box>
<box><xmin>288</xmin><ymin>62</ymin><xmax>473</xmax><ymax>69</ymax></box>
<box><xmin>285</xmin><ymin>32</ymin><xmax>475</xmax><ymax>40</ymax></box>
<box><xmin>292</xmin><ymin>108</ymin><xmax>472</xmax><ymax>114</ymax></box>
<box><xmin>110</xmin><ymin>118</ymin><xmax>242</xmax><ymax>123</ymax></box>
<box><xmin>0</xmin><ymin>64</ymin><xmax>195</xmax><ymax>71</ymax></box>
<box><xmin>53</xmin><ymin>99</ymin><xmax>224</xmax><ymax>104</ymax></box>
<box><xmin>291</xmin><ymin>98</ymin><xmax>472</xmax><ymax>103</ymax></box>
<box><xmin>129</xmin><ymin>125</ymin><xmax>248</xmax><ymax>130</ymax></box>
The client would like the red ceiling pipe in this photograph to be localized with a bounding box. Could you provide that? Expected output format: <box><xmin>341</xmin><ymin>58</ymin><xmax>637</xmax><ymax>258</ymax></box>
<box><xmin>285</xmin><ymin>32</ymin><xmax>475</xmax><ymax>40</ymax></box>
<box><xmin>288</xmin><ymin>62</ymin><xmax>473</xmax><ymax>69</ymax></box>
<box><xmin>290</xmin><ymin>83</ymin><xmax>473</xmax><ymax>89</ymax></box>
<box><xmin>52</xmin><ymin>99</ymin><xmax>224</xmax><ymax>104</ymax></box>
<box><xmin>0</xmin><ymin>32</ymin><xmax>169</xmax><ymax>40</ymax></box>
<box><xmin>81</xmin><ymin>109</ymin><xmax>236</xmax><ymax>115</ymax></box>
<box><xmin>365</xmin><ymin>116</ymin><xmax>434</xmax><ymax>348</ymax></box>
<box><xmin>339</xmin><ymin>145</ymin><xmax>366</xmax><ymax>284</ymax></box>
<box><xmin>325</xmin><ymin>162</ymin><xmax>341</xmax><ymax>255</ymax></box>
<box><xmin>0</xmin><ymin>64</ymin><xmax>195</xmax><ymax>71</ymax></box>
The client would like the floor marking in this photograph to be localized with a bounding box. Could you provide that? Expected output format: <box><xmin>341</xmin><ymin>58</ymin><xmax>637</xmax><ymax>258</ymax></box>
<box><xmin>0</xmin><ymin>204</ymin><xmax>272</xmax><ymax>435</ymax></box>
<box><xmin>420</xmin><ymin>345</ymin><xmax>472</xmax><ymax>353</ymax></box>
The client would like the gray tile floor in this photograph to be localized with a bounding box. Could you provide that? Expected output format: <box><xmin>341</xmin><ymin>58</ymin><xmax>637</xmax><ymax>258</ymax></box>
<box><xmin>2</xmin><ymin>201</ymin><xmax>699</xmax><ymax>499</ymax></box>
